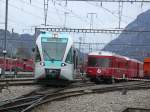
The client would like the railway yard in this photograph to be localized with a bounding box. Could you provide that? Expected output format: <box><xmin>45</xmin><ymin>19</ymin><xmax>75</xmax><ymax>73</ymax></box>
<box><xmin>1</xmin><ymin>1</ymin><xmax>150</xmax><ymax>112</ymax></box>
<box><xmin>0</xmin><ymin>36</ymin><xmax>150</xmax><ymax>112</ymax></box>
<box><xmin>0</xmin><ymin>78</ymin><xmax>150</xmax><ymax>112</ymax></box>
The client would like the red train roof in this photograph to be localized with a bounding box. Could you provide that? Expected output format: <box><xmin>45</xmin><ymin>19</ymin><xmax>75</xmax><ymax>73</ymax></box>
<box><xmin>88</xmin><ymin>51</ymin><xmax>143</xmax><ymax>64</ymax></box>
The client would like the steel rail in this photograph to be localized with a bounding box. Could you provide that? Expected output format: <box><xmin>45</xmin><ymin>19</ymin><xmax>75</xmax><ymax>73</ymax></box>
<box><xmin>0</xmin><ymin>87</ymin><xmax>67</xmax><ymax>112</ymax></box>
<box><xmin>0</xmin><ymin>81</ymin><xmax>36</xmax><ymax>86</ymax></box>
<box><xmin>122</xmin><ymin>107</ymin><xmax>150</xmax><ymax>112</ymax></box>
<box><xmin>0</xmin><ymin>78</ymin><xmax>35</xmax><ymax>87</ymax></box>
<box><xmin>0</xmin><ymin>78</ymin><xmax>34</xmax><ymax>82</ymax></box>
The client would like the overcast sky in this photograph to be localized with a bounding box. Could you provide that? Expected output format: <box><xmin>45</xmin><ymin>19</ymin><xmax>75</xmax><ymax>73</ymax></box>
<box><xmin>0</xmin><ymin>0</ymin><xmax>150</xmax><ymax>33</ymax></box>
<box><xmin>0</xmin><ymin>0</ymin><xmax>150</xmax><ymax>50</ymax></box>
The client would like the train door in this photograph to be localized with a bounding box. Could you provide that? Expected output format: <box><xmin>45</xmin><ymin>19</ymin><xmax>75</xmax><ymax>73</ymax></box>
<box><xmin>112</xmin><ymin>57</ymin><xmax>117</xmax><ymax>77</ymax></box>
<box><xmin>73</xmin><ymin>49</ymin><xmax>78</xmax><ymax>70</ymax></box>
<box><xmin>144</xmin><ymin>58</ymin><xmax>150</xmax><ymax>78</ymax></box>
<box><xmin>115</xmin><ymin>58</ymin><xmax>120</xmax><ymax>78</ymax></box>
<box><xmin>125</xmin><ymin>61</ymin><xmax>129</xmax><ymax>78</ymax></box>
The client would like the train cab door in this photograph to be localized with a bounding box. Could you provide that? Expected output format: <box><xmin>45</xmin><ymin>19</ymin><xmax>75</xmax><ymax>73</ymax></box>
<box><xmin>34</xmin><ymin>46</ymin><xmax>45</xmax><ymax>79</ymax></box>
<box><xmin>72</xmin><ymin>49</ymin><xmax>78</xmax><ymax>79</ymax></box>
<box><xmin>73</xmin><ymin>50</ymin><xmax>78</xmax><ymax>71</ymax></box>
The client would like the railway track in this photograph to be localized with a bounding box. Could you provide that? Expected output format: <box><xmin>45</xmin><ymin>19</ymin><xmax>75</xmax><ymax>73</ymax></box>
<box><xmin>0</xmin><ymin>78</ymin><xmax>35</xmax><ymax>86</ymax></box>
<box><xmin>0</xmin><ymin>77</ymin><xmax>91</xmax><ymax>86</ymax></box>
<box><xmin>0</xmin><ymin>78</ymin><xmax>34</xmax><ymax>82</ymax></box>
<box><xmin>0</xmin><ymin>81</ymin><xmax>150</xmax><ymax>112</ymax></box>
<box><xmin>122</xmin><ymin>107</ymin><xmax>150</xmax><ymax>112</ymax></box>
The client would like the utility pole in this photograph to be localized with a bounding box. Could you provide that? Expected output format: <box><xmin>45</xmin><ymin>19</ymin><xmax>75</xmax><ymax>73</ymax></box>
<box><xmin>2</xmin><ymin>0</ymin><xmax>8</xmax><ymax>77</ymax></box>
<box><xmin>89</xmin><ymin>43</ymin><xmax>92</xmax><ymax>52</ymax></box>
<box><xmin>63</xmin><ymin>12</ymin><xmax>69</xmax><ymax>28</ymax></box>
<box><xmin>79</xmin><ymin>37</ymin><xmax>82</xmax><ymax>53</ymax></box>
<box><xmin>118</xmin><ymin>1</ymin><xmax>123</xmax><ymax>29</ymax></box>
<box><xmin>87</xmin><ymin>13</ymin><xmax>97</xmax><ymax>29</ymax></box>
<box><xmin>44</xmin><ymin>0</ymin><xmax>49</xmax><ymax>26</ymax></box>
<box><xmin>8</xmin><ymin>28</ymin><xmax>14</xmax><ymax>77</ymax></box>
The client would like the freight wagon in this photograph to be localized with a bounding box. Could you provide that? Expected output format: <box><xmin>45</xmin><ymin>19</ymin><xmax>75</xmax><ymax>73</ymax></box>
<box><xmin>144</xmin><ymin>57</ymin><xmax>150</xmax><ymax>78</ymax></box>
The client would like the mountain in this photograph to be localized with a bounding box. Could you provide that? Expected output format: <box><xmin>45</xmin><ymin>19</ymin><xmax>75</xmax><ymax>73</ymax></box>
<box><xmin>0</xmin><ymin>29</ymin><xmax>34</xmax><ymax>58</ymax></box>
<box><xmin>103</xmin><ymin>10</ymin><xmax>150</xmax><ymax>61</ymax></box>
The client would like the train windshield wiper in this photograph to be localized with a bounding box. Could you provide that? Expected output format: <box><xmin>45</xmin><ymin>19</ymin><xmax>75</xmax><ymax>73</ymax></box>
<box><xmin>43</xmin><ymin>49</ymin><xmax>55</xmax><ymax>61</ymax></box>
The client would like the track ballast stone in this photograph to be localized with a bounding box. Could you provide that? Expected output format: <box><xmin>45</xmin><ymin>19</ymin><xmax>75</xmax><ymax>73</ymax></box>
<box><xmin>0</xmin><ymin>85</ymin><xmax>39</xmax><ymax>101</ymax></box>
<box><xmin>31</xmin><ymin>89</ymin><xmax>150</xmax><ymax>112</ymax></box>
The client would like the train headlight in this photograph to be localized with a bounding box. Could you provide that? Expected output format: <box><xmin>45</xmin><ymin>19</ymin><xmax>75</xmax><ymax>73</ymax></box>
<box><xmin>40</xmin><ymin>62</ymin><xmax>45</xmax><ymax>66</ymax></box>
<box><xmin>61</xmin><ymin>63</ymin><xmax>66</xmax><ymax>67</ymax></box>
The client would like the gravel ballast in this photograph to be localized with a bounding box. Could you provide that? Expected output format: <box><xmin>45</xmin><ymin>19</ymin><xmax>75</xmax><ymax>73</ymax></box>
<box><xmin>0</xmin><ymin>85</ymin><xmax>39</xmax><ymax>101</ymax></box>
<box><xmin>32</xmin><ymin>89</ymin><xmax>150</xmax><ymax>112</ymax></box>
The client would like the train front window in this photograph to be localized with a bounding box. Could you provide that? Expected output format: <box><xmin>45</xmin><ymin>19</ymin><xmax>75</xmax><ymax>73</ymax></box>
<box><xmin>41</xmin><ymin>38</ymin><xmax>68</xmax><ymax>61</ymax></box>
<box><xmin>88</xmin><ymin>57</ymin><xmax>111</xmax><ymax>67</ymax></box>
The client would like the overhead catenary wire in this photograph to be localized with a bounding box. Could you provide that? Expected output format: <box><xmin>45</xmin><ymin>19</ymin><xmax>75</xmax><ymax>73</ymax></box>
<box><xmin>74</xmin><ymin>42</ymin><xmax>150</xmax><ymax>47</ymax></box>
<box><xmin>54</xmin><ymin>1</ymin><xmax>89</xmax><ymax>24</ymax></box>
<box><xmin>1</xmin><ymin>0</ymin><xmax>150</xmax><ymax>34</ymax></box>
<box><xmin>86</xmin><ymin>2</ymin><xmax>129</xmax><ymax>24</ymax></box>
<box><xmin>0</xmin><ymin>37</ymin><xmax>149</xmax><ymax>47</ymax></box>
<box><xmin>19</xmin><ymin>0</ymin><xmax>43</xmax><ymax>10</ymax></box>
<box><xmin>0</xmin><ymin>14</ymin><xmax>41</xmax><ymax>32</ymax></box>
<box><xmin>20</xmin><ymin>0</ymin><xmax>68</xmax><ymax>16</ymax></box>
<box><xmin>51</xmin><ymin>0</ymin><xmax>63</xmax><ymax>25</ymax></box>
<box><xmin>32</xmin><ymin>0</ymin><xmax>89</xmax><ymax>25</ymax></box>
<box><xmin>0</xmin><ymin>0</ymin><xmax>44</xmax><ymax>20</ymax></box>
<box><xmin>58</xmin><ymin>0</ymin><xmax>150</xmax><ymax>2</ymax></box>
<box><xmin>0</xmin><ymin>0</ymin><xmax>61</xmax><ymax>26</ymax></box>
<box><xmin>0</xmin><ymin>0</ymin><xmax>62</xmax><ymax>28</ymax></box>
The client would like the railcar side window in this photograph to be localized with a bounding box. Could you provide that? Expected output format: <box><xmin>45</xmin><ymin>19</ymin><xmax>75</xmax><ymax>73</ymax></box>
<box><xmin>88</xmin><ymin>57</ymin><xmax>97</xmax><ymax>67</ymax></box>
<box><xmin>35</xmin><ymin>46</ymin><xmax>41</xmax><ymax>62</ymax></box>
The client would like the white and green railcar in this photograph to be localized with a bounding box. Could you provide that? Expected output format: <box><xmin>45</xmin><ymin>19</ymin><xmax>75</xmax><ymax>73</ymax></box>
<box><xmin>34</xmin><ymin>32</ymin><xmax>78</xmax><ymax>85</ymax></box>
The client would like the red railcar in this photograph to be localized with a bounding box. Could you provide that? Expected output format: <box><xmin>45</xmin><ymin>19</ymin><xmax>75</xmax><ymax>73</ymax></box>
<box><xmin>86</xmin><ymin>51</ymin><xmax>143</xmax><ymax>83</ymax></box>
<box><xmin>0</xmin><ymin>58</ymin><xmax>16</xmax><ymax>71</ymax></box>
<box><xmin>0</xmin><ymin>57</ymin><xmax>34</xmax><ymax>72</ymax></box>
<box><xmin>22</xmin><ymin>59</ymin><xmax>34</xmax><ymax>72</ymax></box>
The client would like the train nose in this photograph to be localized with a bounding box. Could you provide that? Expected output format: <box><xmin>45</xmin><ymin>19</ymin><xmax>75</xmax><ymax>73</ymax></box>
<box><xmin>45</xmin><ymin>69</ymin><xmax>61</xmax><ymax>79</ymax></box>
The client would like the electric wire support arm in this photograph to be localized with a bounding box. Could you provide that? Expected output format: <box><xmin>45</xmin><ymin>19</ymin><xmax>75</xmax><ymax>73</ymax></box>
<box><xmin>35</xmin><ymin>27</ymin><xmax>150</xmax><ymax>34</ymax></box>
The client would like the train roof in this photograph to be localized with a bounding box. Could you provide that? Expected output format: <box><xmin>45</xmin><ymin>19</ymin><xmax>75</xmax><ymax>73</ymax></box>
<box><xmin>88</xmin><ymin>51</ymin><xmax>126</xmax><ymax>58</ymax></box>
<box><xmin>38</xmin><ymin>31</ymin><xmax>71</xmax><ymax>39</ymax></box>
<box><xmin>88</xmin><ymin>51</ymin><xmax>143</xmax><ymax>64</ymax></box>
<box><xmin>36</xmin><ymin>31</ymin><xmax>72</xmax><ymax>44</ymax></box>
<box><xmin>129</xmin><ymin>58</ymin><xmax>143</xmax><ymax>64</ymax></box>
